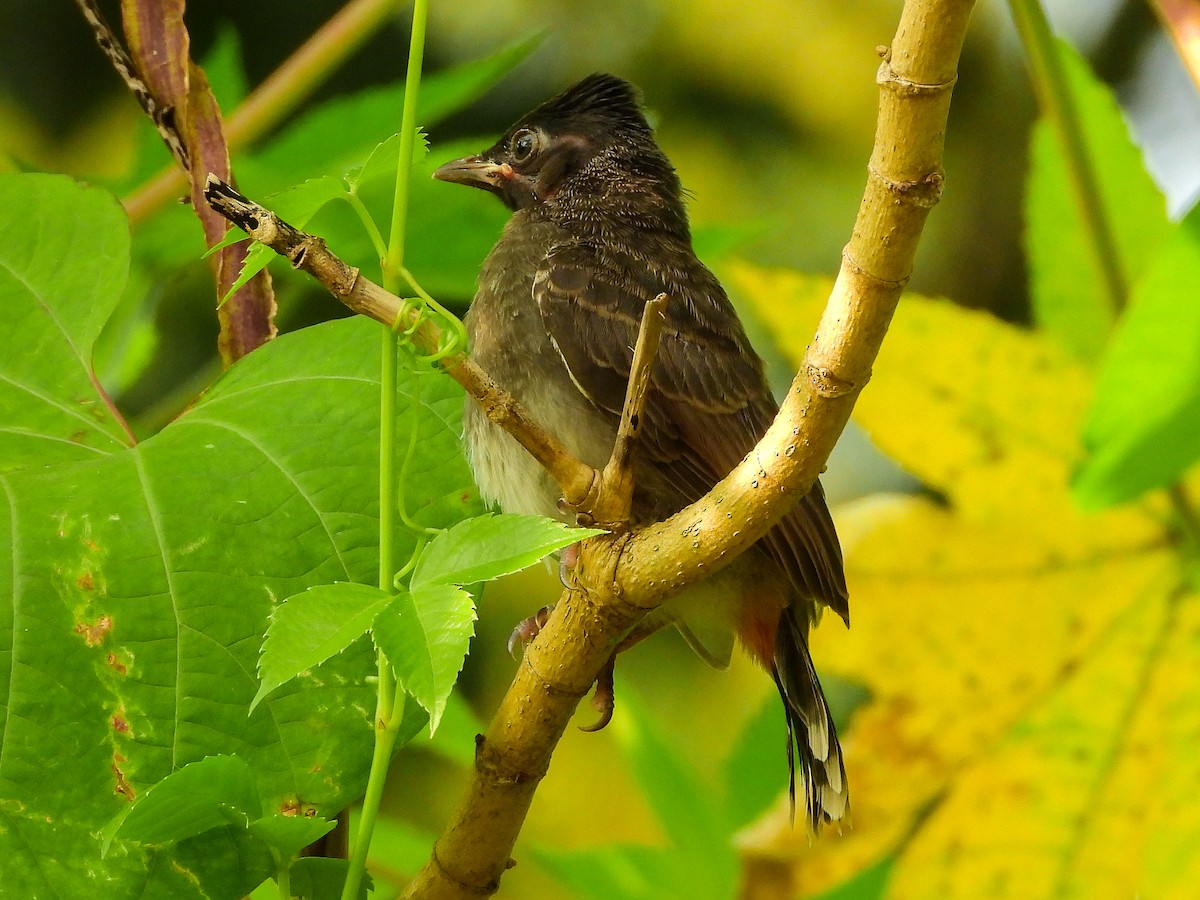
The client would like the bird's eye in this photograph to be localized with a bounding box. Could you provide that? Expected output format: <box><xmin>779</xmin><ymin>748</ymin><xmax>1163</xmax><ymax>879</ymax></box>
<box><xmin>510</xmin><ymin>129</ymin><xmax>539</xmax><ymax>163</ymax></box>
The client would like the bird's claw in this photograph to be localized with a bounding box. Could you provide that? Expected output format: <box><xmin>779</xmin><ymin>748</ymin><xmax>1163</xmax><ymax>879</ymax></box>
<box><xmin>579</xmin><ymin>654</ymin><xmax>616</xmax><ymax>732</ymax></box>
<box><xmin>557</xmin><ymin>542</ymin><xmax>580</xmax><ymax>589</ymax></box>
<box><xmin>507</xmin><ymin>604</ymin><xmax>554</xmax><ymax>658</ymax></box>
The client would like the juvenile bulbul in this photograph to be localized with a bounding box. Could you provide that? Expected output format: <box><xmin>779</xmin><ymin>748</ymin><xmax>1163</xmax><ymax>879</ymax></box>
<box><xmin>434</xmin><ymin>73</ymin><xmax>849</xmax><ymax>826</ymax></box>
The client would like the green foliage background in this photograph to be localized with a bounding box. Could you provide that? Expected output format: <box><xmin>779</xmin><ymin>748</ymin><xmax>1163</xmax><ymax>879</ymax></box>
<box><xmin>1</xmin><ymin>2</ymin><xmax>1199</xmax><ymax>899</ymax></box>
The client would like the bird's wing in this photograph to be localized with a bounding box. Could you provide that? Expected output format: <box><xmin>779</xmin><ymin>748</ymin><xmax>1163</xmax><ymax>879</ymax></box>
<box><xmin>533</xmin><ymin>241</ymin><xmax>848</xmax><ymax>620</ymax></box>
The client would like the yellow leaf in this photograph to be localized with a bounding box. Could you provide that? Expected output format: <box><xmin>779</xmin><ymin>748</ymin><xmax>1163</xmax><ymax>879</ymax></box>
<box><xmin>731</xmin><ymin>263</ymin><xmax>1188</xmax><ymax>899</ymax></box>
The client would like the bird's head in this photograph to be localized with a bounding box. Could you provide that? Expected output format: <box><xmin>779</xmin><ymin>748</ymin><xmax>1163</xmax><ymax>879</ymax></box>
<box><xmin>433</xmin><ymin>73</ymin><xmax>680</xmax><ymax>214</ymax></box>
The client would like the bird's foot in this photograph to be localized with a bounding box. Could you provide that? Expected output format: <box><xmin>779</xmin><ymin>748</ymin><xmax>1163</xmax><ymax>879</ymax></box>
<box><xmin>557</xmin><ymin>541</ymin><xmax>580</xmax><ymax>588</ymax></box>
<box><xmin>507</xmin><ymin>604</ymin><xmax>554</xmax><ymax>658</ymax></box>
<box><xmin>579</xmin><ymin>653</ymin><xmax>617</xmax><ymax>732</ymax></box>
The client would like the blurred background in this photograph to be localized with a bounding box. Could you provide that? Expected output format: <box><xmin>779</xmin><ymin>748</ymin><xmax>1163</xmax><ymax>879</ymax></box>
<box><xmin>2</xmin><ymin>1</ymin><xmax>1197</xmax><ymax>897</ymax></box>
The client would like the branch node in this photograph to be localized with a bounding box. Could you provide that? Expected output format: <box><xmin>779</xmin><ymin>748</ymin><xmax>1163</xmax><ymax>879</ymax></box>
<box><xmin>876</xmin><ymin>59</ymin><xmax>958</xmax><ymax>96</ymax></box>
<box><xmin>840</xmin><ymin>246</ymin><xmax>912</xmax><ymax>288</ymax></box>
<box><xmin>867</xmin><ymin>163</ymin><xmax>945</xmax><ymax>207</ymax></box>
<box><xmin>805</xmin><ymin>363</ymin><xmax>863</xmax><ymax>399</ymax></box>
<box><xmin>475</xmin><ymin>735</ymin><xmax>550</xmax><ymax>785</ymax></box>
<box><xmin>430</xmin><ymin>845</ymin><xmax>498</xmax><ymax>898</ymax></box>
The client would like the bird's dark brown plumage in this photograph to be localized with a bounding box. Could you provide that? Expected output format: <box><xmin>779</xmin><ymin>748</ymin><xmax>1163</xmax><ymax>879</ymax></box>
<box><xmin>434</xmin><ymin>73</ymin><xmax>849</xmax><ymax>826</ymax></box>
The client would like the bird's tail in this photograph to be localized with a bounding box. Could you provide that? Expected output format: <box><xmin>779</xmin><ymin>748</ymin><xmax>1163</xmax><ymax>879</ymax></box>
<box><xmin>772</xmin><ymin>605</ymin><xmax>848</xmax><ymax>828</ymax></box>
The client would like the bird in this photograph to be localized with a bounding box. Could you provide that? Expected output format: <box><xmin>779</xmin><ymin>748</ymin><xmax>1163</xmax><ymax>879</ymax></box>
<box><xmin>433</xmin><ymin>73</ymin><xmax>849</xmax><ymax>827</ymax></box>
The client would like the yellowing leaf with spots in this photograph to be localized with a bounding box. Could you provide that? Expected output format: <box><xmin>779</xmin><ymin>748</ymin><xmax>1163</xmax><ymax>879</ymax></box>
<box><xmin>730</xmin><ymin>263</ymin><xmax>1190</xmax><ymax>899</ymax></box>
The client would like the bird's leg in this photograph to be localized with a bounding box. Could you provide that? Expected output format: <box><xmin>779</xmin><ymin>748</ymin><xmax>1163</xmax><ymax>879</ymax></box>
<box><xmin>507</xmin><ymin>540</ymin><xmax>584</xmax><ymax>657</ymax></box>
<box><xmin>507</xmin><ymin>604</ymin><xmax>554</xmax><ymax>658</ymax></box>
<box><xmin>579</xmin><ymin>653</ymin><xmax>616</xmax><ymax>733</ymax></box>
<box><xmin>577</xmin><ymin>616</ymin><xmax>670</xmax><ymax>732</ymax></box>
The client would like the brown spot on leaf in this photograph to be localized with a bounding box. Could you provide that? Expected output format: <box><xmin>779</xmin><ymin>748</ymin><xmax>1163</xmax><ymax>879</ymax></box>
<box><xmin>280</xmin><ymin>798</ymin><xmax>301</xmax><ymax>817</ymax></box>
<box><xmin>113</xmin><ymin>754</ymin><xmax>135</xmax><ymax>800</ymax></box>
<box><xmin>75</xmin><ymin>615</ymin><xmax>112</xmax><ymax>646</ymax></box>
<box><xmin>76</xmin><ymin>572</ymin><xmax>95</xmax><ymax>591</ymax></box>
<box><xmin>111</xmin><ymin>710</ymin><xmax>130</xmax><ymax>733</ymax></box>
<box><xmin>106</xmin><ymin>652</ymin><xmax>128</xmax><ymax>675</ymax></box>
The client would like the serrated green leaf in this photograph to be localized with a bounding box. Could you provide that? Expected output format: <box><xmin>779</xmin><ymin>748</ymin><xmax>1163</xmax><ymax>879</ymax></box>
<box><xmin>1073</xmin><ymin>206</ymin><xmax>1200</xmax><ymax>507</ymax></box>
<box><xmin>214</xmin><ymin>175</ymin><xmax>347</xmax><ymax>303</ymax></box>
<box><xmin>0</xmin><ymin>174</ymin><xmax>132</xmax><ymax>471</ymax></box>
<box><xmin>345</xmin><ymin>133</ymin><xmax>401</xmax><ymax>193</ymax></box>
<box><xmin>1025</xmin><ymin>39</ymin><xmax>1170</xmax><ymax>360</ymax></box>
<box><xmin>412</xmin><ymin>513</ymin><xmax>603</xmax><ymax>589</ymax></box>
<box><xmin>345</xmin><ymin>129</ymin><xmax>429</xmax><ymax>194</ymax></box>
<box><xmin>110</xmin><ymin>755</ymin><xmax>261</xmax><ymax>847</ymax></box>
<box><xmin>372</xmin><ymin>585</ymin><xmax>476</xmax><ymax>732</ymax></box>
<box><xmin>247</xmin><ymin>814</ymin><xmax>336</xmax><ymax>859</ymax></box>
<box><xmin>253</xmin><ymin>583</ymin><xmax>394</xmax><ymax>710</ymax></box>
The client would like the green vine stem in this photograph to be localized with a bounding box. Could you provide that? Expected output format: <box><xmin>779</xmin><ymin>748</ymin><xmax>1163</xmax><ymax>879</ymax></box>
<box><xmin>342</xmin><ymin>1</ymin><xmax>430</xmax><ymax>898</ymax></box>
<box><xmin>1008</xmin><ymin>0</ymin><xmax>1128</xmax><ymax>317</ymax></box>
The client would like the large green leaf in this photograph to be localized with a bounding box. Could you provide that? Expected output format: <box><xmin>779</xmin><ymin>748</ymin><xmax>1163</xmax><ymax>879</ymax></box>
<box><xmin>0</xmin><ymin>174</ymin><xmax>132</xmax><ymax>471</ymax></box>
<box><xmin>1074</xmin><ymin>205</ymin><xmax>1200</xmax><ymax>507</ymax></box>
<box><xmin>0</xmin><ymin>175</ymin><xmax>479</xmax><ymax>898</ymax></box>
<box><xmin>1024</xmin><ymin>39</ymin><xmax>1169</xmax><ymax>361</ymax></box>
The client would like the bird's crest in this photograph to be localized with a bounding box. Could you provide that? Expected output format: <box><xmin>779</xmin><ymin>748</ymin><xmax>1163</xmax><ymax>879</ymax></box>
<box><xmin>528</xmin><ymin>73</ymin><xmax>650</xmax><ymax>135</ymax></box>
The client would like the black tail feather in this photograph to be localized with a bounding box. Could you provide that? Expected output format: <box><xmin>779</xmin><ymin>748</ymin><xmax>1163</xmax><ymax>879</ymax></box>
<box><xmin>772</xmin><ymin>606</ymin><xmax>848</xmax><ymax>828</ymax></box>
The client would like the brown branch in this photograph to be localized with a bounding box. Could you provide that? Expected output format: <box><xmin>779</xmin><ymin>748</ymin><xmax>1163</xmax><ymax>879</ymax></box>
<box><xmin>201</xmin><ymin>175</ymin><xmax>597</xmax><ymax>508</ymax></box>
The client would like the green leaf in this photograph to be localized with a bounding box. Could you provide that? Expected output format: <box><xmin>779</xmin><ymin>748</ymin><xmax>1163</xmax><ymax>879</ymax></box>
<box><xmin>1025</xmin><ymin>39</ymin><xmax>1170</xmax><ymax>360</ymax></box>
<box><xmin>239</xmin><ymin>34</ymin><xmax>540</xmax><ymax>198</ymax></box>
<box><xmin>110</xmin><ymin>755</ymin><xmax>261</xmax><ymax>847</ymax></box>
<box><xmin>614</xmin><ymin>694</ymin><xmax>732</xmax><ymax>874</ymax></box>
<box><xmin>412</xmin><ymin>513</ymin><xmax>603</xmax><ymax>589</ymax></box>
<box><xmin>203</xmin><ymin>24</ymin><xmax>250</xmax><ymax>113</ymax></box>
<box><xmin>248</xmin><ymin>814</ymin><xmax>337</xmax><ymax>859</ymax></box>
<box><xmin>289</xmin><ymin>856</ymin><xmax>369</xmax><ymax>899</ymax></box>
<box><xmin>809</xmin><ymin>855</ymin><xmax>894</xmax><ymax>900</ymax></box>
<box><xmin>358</xmin><ymin>813</ymin><xmax>438</xmax><ymax>889</ymax></box>
<box><xmin>533</xmin><ymin>843</ymin><xmax>685</xmax><ymax>900</ymax></box>
<box><xmin>0</xmin><ymin>278</ymin><xmax>476</xmax><ymax>899</ymax></box>
<box><xmin>0</xmin><ymin>174</ymin><xmax>132</xmax><ymax>471</ymax></box>
<box><xmin>1073</xmin><ymin>205</ymin><xmax>1200</xmax><ymax>507</ymax></box>
<box><xmin>721</xmin><ymin>691</ymin><xmax>790</xmax><ymax>830</ymax></box>
<box><xmin>372</xmin><ymin>584</ymin><xmax>476</xmax><ymax>732</ymax></box>
<box><xmin>253</xmin><ymin>583</ymin><xmax>394</xmax><ymax>710</ymax></box>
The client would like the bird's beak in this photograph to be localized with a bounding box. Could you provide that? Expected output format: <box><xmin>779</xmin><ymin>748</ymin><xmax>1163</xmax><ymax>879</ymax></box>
<box><xmin>432</xmin><ymin>155</ymin><xmax>513</xmax><ymax>190</ymax></box>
